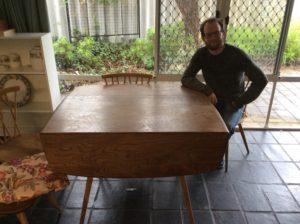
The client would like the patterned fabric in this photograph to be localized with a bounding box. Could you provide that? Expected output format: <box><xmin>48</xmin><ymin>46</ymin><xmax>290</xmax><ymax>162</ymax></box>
<box><xmin>0</xmin><ymin>152</ymin><xmax>69</xmax><ymax>204</ymax></box>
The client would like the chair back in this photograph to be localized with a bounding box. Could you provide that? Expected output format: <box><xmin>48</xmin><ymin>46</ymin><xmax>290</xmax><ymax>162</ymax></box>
<box><xmin>0</xmin><ymin>86</ymin><xmax>21</xmax><ymax>143</ymax></box>
<box><xmin>102</xmin><ymin>73</ymin><xmax>153</xmax><ymax>85</ymax></box>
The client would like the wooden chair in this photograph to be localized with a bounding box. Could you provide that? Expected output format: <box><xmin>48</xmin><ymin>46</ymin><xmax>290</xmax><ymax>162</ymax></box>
<box><xmin>0</xmin><ymin>152</ymin><xmax>70</xmax><ymax>224</ymax></box>
<box><xmin>102</xmin><ymin>73</ymin><xmax>153</xmax><ymax>85</ymax></box>
<box><xmin>237</xmin><ymin>81</ymin><xmax>251</xmax><ymax>154</ymax></box>
<box><xmin>0</xmin><ymin>86</ymin><xmax>70</xmax><ymax>223</ymax></box>
<box><xmin>0</xmin><ymin>86</ymin><xmax>42</xmax><ymax>163</ymax></box>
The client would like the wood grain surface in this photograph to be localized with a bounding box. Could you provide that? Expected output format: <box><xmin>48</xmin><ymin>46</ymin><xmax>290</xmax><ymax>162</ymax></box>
<box><xmin>40</xmin><ymin>81</ymin><xmax>229</xmax><ymax>177</ymax></box>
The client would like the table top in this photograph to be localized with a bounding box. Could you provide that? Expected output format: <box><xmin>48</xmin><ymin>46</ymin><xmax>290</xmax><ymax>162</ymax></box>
<box><xmin>42</xmin><ymin>81</ymin><xmax>227</xmax><ymax>134</ymax></box>
<box><xmin>41</xmin><ymin>81</ymin><xmax>229</xmax><ymax>177</ymax></box>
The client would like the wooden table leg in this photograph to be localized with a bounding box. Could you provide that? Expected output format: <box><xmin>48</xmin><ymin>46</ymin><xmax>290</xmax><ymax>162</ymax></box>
<box><xmin>80</xmin><ymin>177</ymin><xmax>93</xmax><ymax>224</ymax></box>
<box><xmin>179</xmin><ymin>176</ymin><xmax>195</xmax><ymax>224</ymax></box>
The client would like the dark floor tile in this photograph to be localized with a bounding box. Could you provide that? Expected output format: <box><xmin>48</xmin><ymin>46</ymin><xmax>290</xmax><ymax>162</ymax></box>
<box><xmin>186</xmin><ymin>174</ymin><xmax>203</xmax><ymax>182</ymax></box>
<box><xmin>182</xmin><ymin>211</ymin><xmax>213</xmax><ymax>224</ymax></box>
<box><xmin>234</xmin><ymin>183</ymin><xmax>271</xmax><ymax>211</ymax></box>
<box><xmin>34</xmin><ymin>194</ymin><xmax>56</xmax><ymax>209</ymax></box>
<box><xmin>242</xmin><ymin>131</ymin><xmax>256</xmax><ymax>144</ymax></box>
<box><xmin>89</xmin><ymin>209</ymin><xmax>150</xmax><ymax>224</ymax></box>
<box><xmin>153</xmin><ymin>176</ymin><xmax>177</xmax><ymax>181</ymax></box>
<box><xmin>276</xmin><ymin>213</ymin><xmax>300</xmax><ymax>224</ymax></box>
<box><xmin>239</xmin><ymin>143</ymin><xmax>251</xmax><ymax>155</ymax></box>
<box><xmin>94</xmin><ymin>179</ymin><xmax>152</xmax><ymax>209</ymax></box>
<box><xmin>28</xmin><ymin>208</ymin><xmax>59</xmax><ymax>224</ymax></box>
<box><xmin>230</xmin><ymin>131</ymin><xmax>255</xmax><ymax>144</ymax></box>
<box><xmin>35</xmin><ymin>184</ymin><xmax>73</xmax><ymax>208</ymax></box>
<box><xmin>251</xmin><ymin>131</ymin><xmax>277</xmax><ymax>144</ymax></box>
<box><xmin>152</xmin><ymin>210</ymin><xmax>182</xmax><ymax>224</ymax></box>
<box><xmin>228</xmin><ymin>144</ymin><xmax>245</xmax><ymax>160</ymax></box>
<box><xmin>271</xmin><ymin>131</ymin><xmax>299</xmax><ymax>144</ymax></box>
<box><xmin>229</xmin><ymin>133</ymin><xmax>241</xmax><ymax>144</ymax></box>
<box><xmin>203</xmin><ymin>169</ymin><xmax>226</xmax><ymax>183</ymax></box>
<box><xmin>153</xmin><ymin>181</ymin><xmax>183</xmax><ymax>209</ymax></box>
<box><xmin>248</xmin><ymin>162</ymin><xmax>282</xmax><ymax>184</ymax></box>
<box><xmin>273</xmin><ymin>162</ymin><xmax>300</xmax><ymax>184</ymax></box>
<box><xmin>204</xmin><ymin>161</ymin><xmax>253</xmax><ymax>183</ymax></box>
<box><xmin>260</xmin><ymin>144</ymin><xmax>291</xmax><ymax>161</ymax></box>
<box><xmin>245</xmin><ymin>212</ymin><xmax>278</xmax><ymax>224</ymax></box>
<box><xmin>54</xmin><ymin>183</ymin><xmax>74</xmax><ymax>206</ymax></box>
<box><xmin>187</xmin><ymin>181</ymin><xmax>209</xmax><ymax>209</ymax></box>
<box><xmin>261</xmin><ymin>185</ymin><xmax>300</xmax><ymax>212</ymax></box>
<box><xmin>244</xmin><ymin>144</ymin><xmax>269</xmax><ymax>161</ymax></box>
<box><xmin>213</xmin><ymin>211</ymin><xmax>246</xmax><ymax>224</ymax></box>
<box><xmin>66</xmin><ymin>180</ymin><xmax>98</xmax><ymax>208</ymax></box>
<box><xmin>288</xmin><ymin>185</ymin><xmax>300</xmax><ymax>205</ymax></box>
<box><xmin>58</xmin><ymin>209</ymin><xmax>90</xmax><ymax>224</ymax></box>
<box><xmin>67</xmin><ymin>175</ymin><xmax>77</xmax><ymax>180</ymax></box>
<box><xmin>207</xmin><ymin>183</ymin><xmax>240</xmax><ymax>210</ymax></box>
<box><xmin>4</xmin><ymin>131</ymin><xmax>300</xmax><ymax>224</ymax></box>
<box><xmin>282</xmin><ymin>145</ymin><xmax>300</xmax><ymax>162</ymax></box>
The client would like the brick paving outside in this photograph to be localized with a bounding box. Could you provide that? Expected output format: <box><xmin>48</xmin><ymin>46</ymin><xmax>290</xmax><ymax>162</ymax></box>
<box><xmin>244</xmin><ymin>67</ymin><xmax>300</xmax><ymax>129</ymax></box>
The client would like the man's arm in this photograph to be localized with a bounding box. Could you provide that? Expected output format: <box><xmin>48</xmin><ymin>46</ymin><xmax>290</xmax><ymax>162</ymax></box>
<box><xmin>181</xmin><ymin>50</ymin><xmax>213</xmax><ymax>96</ymax></box>
<box><xmin>233</xmin><ymin>56</ymin><xmax>268</xmax><ymax>108</ymax></box>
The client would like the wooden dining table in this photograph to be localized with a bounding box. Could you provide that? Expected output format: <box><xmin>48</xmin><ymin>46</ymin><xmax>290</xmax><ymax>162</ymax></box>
<box><xmin>40</xmin><ymin>81</ymin><xmax>229</xmax><ymax>224</ymax></box>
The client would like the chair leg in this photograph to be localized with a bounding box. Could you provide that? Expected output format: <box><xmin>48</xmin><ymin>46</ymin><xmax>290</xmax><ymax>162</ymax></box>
<box><xmin>238</xmin><ymin>123</ymin><xmax>250</xmax><ymax>154</ymax></box>
<box><xmin>16</xmin><ymin>212</ymin><xmax>29</xmax><ymax>224</ymax></box>
<box><xmin>179</xmin><ymin>176</ymin><xmax>195</xmax><ymax>224</ymax></box>
<box><xmin>225</xmin><ymin>142</ymin><xmax>229</xmax><ymax>172</ymax></box>
<box><xmin>80</xmin><ymin>176</ymin><xmax>93</xmax><ymax>224</ymax></box>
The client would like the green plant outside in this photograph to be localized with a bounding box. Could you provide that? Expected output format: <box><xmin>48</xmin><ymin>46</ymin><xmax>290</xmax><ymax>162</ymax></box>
<box><xmin>283</xmin><ymin>22</ymin><xmax>300</xmax><ymax>65</ymax></box>
<box><xmin>227</xmin><ymin>25</ymin><xmax>280</xmax><ymax>59</ymax></box>
<box><xmin>53</xmin><ymin>22</ymin><xmax>300</xmax><ymax>74</ymax></box>
<box><xmin>128</xmin><ymin>27</ymin><xmax>155</xmax><ymax>69</ymax></box>
<box><xmin>159</xmin><ymin>22</ymin><xmax>196</xmax><ymax>72</ymax></box>
<box><xmin>53</xmin><ymin>36</ymin><xmax>75</xmax><ymax>69</ymax></box>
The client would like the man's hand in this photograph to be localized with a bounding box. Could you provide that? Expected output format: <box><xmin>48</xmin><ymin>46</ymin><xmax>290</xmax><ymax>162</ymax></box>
<box><xmin>208</xmin><ymin>93</ymin><xmax>218</xmax><ymax>105</ymax></box>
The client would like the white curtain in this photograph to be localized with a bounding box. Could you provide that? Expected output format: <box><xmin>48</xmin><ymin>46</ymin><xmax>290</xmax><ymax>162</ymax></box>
<box><xmin>46</xmin><ymin>0</ymin><xmax>155</xmax><ymax>40</ymax></box>
<box><xmin>46</xmin><ymin>0</ymin><xmax>69</xmax><ymax>38</ymax></box>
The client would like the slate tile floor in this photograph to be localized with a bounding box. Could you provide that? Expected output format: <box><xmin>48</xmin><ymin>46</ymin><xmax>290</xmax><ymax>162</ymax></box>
<box><xmin>1</xmin><ymin>130</ymin><xmax>300</xmax><ymax>224</ymax></box>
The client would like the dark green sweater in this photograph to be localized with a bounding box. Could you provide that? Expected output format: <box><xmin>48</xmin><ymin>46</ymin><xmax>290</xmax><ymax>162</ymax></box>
<box><xmin>181</xmin><ymin>44</ymin><xmax>268</xmax><ymax>108</ymax></box>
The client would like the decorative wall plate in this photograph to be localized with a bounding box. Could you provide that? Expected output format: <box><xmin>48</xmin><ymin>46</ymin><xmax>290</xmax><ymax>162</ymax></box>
<box><xmin>0</xmin><ymin>74</ymin><xmax>31</xmax><ymax>107</ymax></box>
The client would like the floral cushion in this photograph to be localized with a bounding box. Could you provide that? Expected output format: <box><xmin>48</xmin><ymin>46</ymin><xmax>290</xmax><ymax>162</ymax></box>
<box><xmin>0</xmin><ymin>152</ymin><xmax>69</xmax><ymax>204</ymax></box>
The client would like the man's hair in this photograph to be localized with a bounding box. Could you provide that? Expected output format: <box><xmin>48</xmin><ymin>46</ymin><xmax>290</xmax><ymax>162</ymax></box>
<box><xmin>200</xmin><ymin>18</ymin><xmax>225</xmax><ymax>37</ymax></box>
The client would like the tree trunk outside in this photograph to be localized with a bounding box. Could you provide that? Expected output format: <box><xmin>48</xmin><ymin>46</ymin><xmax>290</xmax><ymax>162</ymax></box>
<box><xmin>175</xmin><ymin>0</ymin><xmax>200</xmax><ymax>47</ymax></box>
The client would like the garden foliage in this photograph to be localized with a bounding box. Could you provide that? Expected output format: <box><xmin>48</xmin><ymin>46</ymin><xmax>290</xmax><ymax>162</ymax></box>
<box><xmin>53</xmin><ymin>22</ymin><xmax>300</xmax><ymax>74</ymax></box>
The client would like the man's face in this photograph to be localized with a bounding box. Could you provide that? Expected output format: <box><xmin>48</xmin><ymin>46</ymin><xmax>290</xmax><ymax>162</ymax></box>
<box><xmin>202</xmin><ymin>21</ymin><xmax>225</xmax><ymax>51</ymax></box>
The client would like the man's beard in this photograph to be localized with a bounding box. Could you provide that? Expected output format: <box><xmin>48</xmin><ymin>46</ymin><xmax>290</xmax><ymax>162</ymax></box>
<box><xmin>206</xmin><ymin>41</ymin><xmax>222</xmax><ymax>51</ymax></box>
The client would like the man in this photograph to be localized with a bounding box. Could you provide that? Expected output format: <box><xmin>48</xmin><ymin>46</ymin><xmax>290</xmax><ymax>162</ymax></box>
<box><xmin>182</xmin><ymin>17</ymin><xmax>267</xmax><ymax>135</ymax></box>
<box><xmin>181</xmin><ymin>18</ymin><xmax>268</xmax><ymax>167</ymax></box>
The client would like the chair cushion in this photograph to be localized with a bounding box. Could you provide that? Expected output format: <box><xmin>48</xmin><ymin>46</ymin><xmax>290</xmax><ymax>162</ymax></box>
<box><xmin>0</xmin><ymin>152</ymin><xmax>69</xmax><ymax>204</ymax></box>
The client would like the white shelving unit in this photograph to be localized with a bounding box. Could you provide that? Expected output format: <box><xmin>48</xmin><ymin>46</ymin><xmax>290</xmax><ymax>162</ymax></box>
<box><xmin>0</xmin><ymin>33</ymin><xmax>61</xmax><ymax>133</ymax></box>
